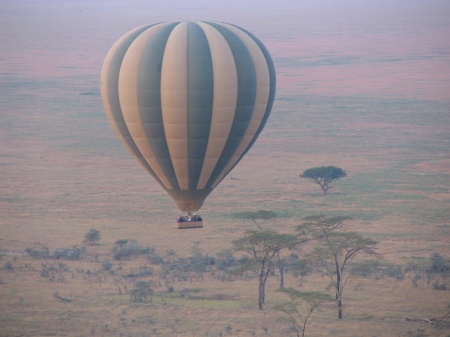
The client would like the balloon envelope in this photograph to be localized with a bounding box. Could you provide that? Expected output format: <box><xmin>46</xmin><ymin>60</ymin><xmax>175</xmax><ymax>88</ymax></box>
<box><xmin>101</xmin><ymin>22</ymin><xmax>276</xmax><ymax>212</ymax></box>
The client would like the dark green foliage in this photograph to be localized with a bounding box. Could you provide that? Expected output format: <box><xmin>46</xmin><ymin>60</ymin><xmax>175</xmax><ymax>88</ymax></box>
<box><xmin>53</xmin><ymin>291</ymin><xmax>72</xmax><ymax>302</ymax></box>
<box><xmin>40</xmin><ymin>261</ymin><xmax>70</xmax><ymax>282</ymax></box>
<box><xmin>112</xmin><ymin>240</ymin><xmax>153</xmax><ymax>260</ymax></box>
<box><xmin>84</xmin><ymin>228</ymin><xmax>101</xmax><ymax>246</ymax></box>
<box><xmin>53</xmin><ymin>247</ymin><xmax>82</xmax><ymax>260</ymax></box>
<box><xmin>101</xmin><ymin>259</ymin><xmax>113</xmax><ymax>271</ymax></box>
<box><xmin>161</xmin><ymin>246</ymin><xmax>215</xmax><ymax>282</ymax></box>
<box><xmin>224</xmin><ymin>324</ymin><xmax>232</xmax><ymax>334</ymax></box>
<box><xmin>300</xmin><ymin>165</ymin><xmax>347</xmax><ymax>194</ymax></box>
<box><xmin>26</xmin><ymin>244</ymin><xmax>50</xmax><ymax>259</ymax></box>
<box><xmin>351</xmin><ymin>260</ymin><xmax>405</xmax><ymax>280</ymax></box>
<box><xmin>130</xmin><ymin>280</ymin><xmax>153</xmax><ymax>302</ymax></box>
<box><xmin>433</xmin><ymin>281</ymin><xmax>447</xmax><ymax>290</ymax></box>
<box><xmin>405</xmin><ymin>253</ymin><xmax>449</xmax><ymax>289</ymax></box>
<box><xmin>125</xmin><ymin>265</ymin><xmax>153</xmax><ymax>278</ymax></box>
<box><xmin>4</xmin><ymin>261</ymin><xmax>14</xmax><ymax>271</ymax></box>
<box><xmin>114</xmin><ymin>239</ymin><xmax>128</xmax><ymax>247</ymax></box>
<box><xmin>428</xmin><ymin>252</ymin><xmax>450</xmax><ymax>274</ymax></box>
<box><xmin>284</xmin><ymin>254</ymin><xmax>313</xmax><ymax>280</ymax></box>
<box><xmin>216</xmin><ymin>249</ymin><xmax>238</xmax><ymax>271</ymax></box>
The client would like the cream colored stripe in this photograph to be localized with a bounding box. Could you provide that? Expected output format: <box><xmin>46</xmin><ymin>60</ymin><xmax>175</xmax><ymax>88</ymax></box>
<box><xmin>101</xmin><ymin>24</ymin><xmax>149</xmax><ymax>145</ymax></box>
<box><xmin>119</xmin><ymin>23</ymin><xmax>173</xmax><ymax>189</ymax></box>
<box><xmin>211</xmin><ymin>23</ymin><xmax>271</xmax><ymax>188</ymax></box>
<box><xmin>161</xmin><ymin>23</ymin><xmax>189</xmax><ymax>190</ymax></box>
<box><xmin>195</xmin><ymin>22</ymin><xmax>238</xmax><ymax>189</ymax></box>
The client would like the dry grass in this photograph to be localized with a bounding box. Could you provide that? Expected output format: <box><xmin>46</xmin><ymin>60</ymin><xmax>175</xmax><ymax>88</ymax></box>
<box><xmin>2</xmin><ymin>90</ymin><xmax>449</xmax><ymax>336</ymax></box>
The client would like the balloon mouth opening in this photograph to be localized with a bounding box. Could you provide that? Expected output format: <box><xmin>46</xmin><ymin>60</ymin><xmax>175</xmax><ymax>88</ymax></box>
<box><xmin>166</xmin><ymin>188</ymin><xmax>213</xmax><ymax>212</ymax></box>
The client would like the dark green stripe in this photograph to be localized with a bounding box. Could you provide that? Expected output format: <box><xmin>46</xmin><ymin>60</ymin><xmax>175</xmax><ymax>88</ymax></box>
<box><xmin>105</xmin><ymin>23</ymin><xmax>166</xmax><ymax>187</ymax></box>
<box><xmin>203</xmin><ymin>22</ymin><xmax>257</xmax><ymax>188</ymax></box>
<box><xmin>138</xmin><ymin>22</ymin><xmax>180</xmax><ymax>189</ymax></box>
<box><xmin>187</xmin><ymin>22</ymin><xmax>214</xmax><ymax>190</ymax></box>
<box><xmin>224</xmin><ymin>23</ymin><xmax>276</xmax><ymax>166</ymax></box>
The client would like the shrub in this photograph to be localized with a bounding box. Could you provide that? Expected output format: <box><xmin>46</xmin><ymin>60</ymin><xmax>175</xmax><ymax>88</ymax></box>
<box><xmin>285</xmin><ymin>254</ymin><xmax>313</xmax><ymax>279</ymax></box>
<box><xmin>428</xmin><ymin>252</ymin><xmax>450</xmax><ymax>274</ymax></box>
<box><xmin>384</xmin><ymin>263</ymin><xmax>405</xmax><ymax>280</ymax></box>
<box><xmin>101</xmin><ymin>259</ymin><xmax>113</xmax><ymax>271</ymax></box>
<box><xmin>84</xmin><ymin>229</ymin><xmax>101</xmax><ymax>246</ymax></box>
<box><xmin>130</xmin><ymin>280</ymin><xmax>153</xmax><ymax>302</ymax></box>
<box><xmin>4</xmin><ymin>261</ymin><xmax>14</xmax><ymax>271</ymax></box>
<box><xmin>54</xmin><ymin>247</ymin><xmax>82</xmax><ymax>260</ymax></box>
<box><xmin>112</xmin><ymin>240</ymin><xmax>151</xmax><ymax>260</ymax></box>
<box><xmin>432</xmin><ymin>281</ymin><xmax>448</xmax><ymax>290</ymax></box>
<box><xmin>26</xmin><ymin>244</ymin><xmax>50</xmax><ymax>259</ymax></box>
<box><xmin>351</xmin><ymin>260</ymin><xmax>404</xmax><ymax>280</ymax></box>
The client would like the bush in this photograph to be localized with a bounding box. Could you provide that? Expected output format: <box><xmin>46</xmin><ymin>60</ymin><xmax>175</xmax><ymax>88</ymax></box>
<box><xmin>130</xmin><ymin>280</ymin><xmax>153</xmax><ymax>302</ymax></box>
<box><xmin>428</xmin><ymin>253</ymin><xmax>450</xmax><ymax>274</ymax></box>
<box><xmin>101</xmin><ymin>259</ymin><xmax>113</xmax><ymax>271</ymax></box>
<box><xmin>84</xmin><ymin>228</ymin><xmax>101</xmax><ymax>246</ymax></box>
<box><xmin>53</xmin><ymin>247</ymin><xmax>82</xmax><ymax>260</ymax></box>
<box><xmin>125</xmin><ymin>265</ymin><xmax>153</xmax><ymax>278</ymax></box>
<box><xmin>4</xmin><ymin>261</ymin><xmax>14</xmax><ymax>271</ymax></box>
<box><xmin>216</xmin><ymin>249</ymin><xmax>237</xmax><ymax>271</ymax></box>
<box><xmin>26</xmin><ymin>244</ymin><xmax>50</xmax><ymax>259</ymax></box>
<box><xmin>432</xmin><ymin>281</ymin><xmax>448</xmax><ymax>290</ymax></box>
<box><xmin>147</xmin><ymin>248</ymin><xmax>164</xmax><ymax>265</ymax></box>
<box><xmin>112</xmin><ymin>240</ymin><xmax>151</xmax><ymax>260</ymax></box>
<box><xmin>384</xmin><ymin>263</ymin><xmax>405</xmax><ymax>280</ymax></box>
<box><xmin>285</xmin><ymin>254</ymin><xmax>313</xmax><ymax>279</ymax></box>
<box><xmin>351</xmin><ymin>260</ymin><xmax>404</xmax><ymax>280</ymax></box>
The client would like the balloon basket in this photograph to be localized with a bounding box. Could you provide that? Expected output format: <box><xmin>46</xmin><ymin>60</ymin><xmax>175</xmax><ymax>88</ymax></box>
<box><xmin>176</xmin><ymin>214</ymin><xmax>203</xmax><ymax>229</ymax></box>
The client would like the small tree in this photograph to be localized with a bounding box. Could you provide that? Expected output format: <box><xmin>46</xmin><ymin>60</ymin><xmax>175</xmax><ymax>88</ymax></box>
<box><xmin>84</xmin><ymin>228</ymin><xmax>101</xmax><ymax>246</ymax></box>
<box><xmin>275</xmin><ymin>288</ymin><xmax>335</xmax><ymax>337</ymax></box>
<box><xmin>300</xmin><ymin>166</ymin><xmax>346</xmax><ymax>195</ymax></box>
<box><xmin>232</xmin><ymin>218</ymin><xmax>301</xmax><ymax>310</ymax></box>
<box><xmin>130</xmin><ymin>280</ymin><xmax>153</xmax><ymax>302</ymax></box>
<box><xmin>297</xmin><ymin>215</ymin><xmax>377</xmax><ymax>319</ymax></box>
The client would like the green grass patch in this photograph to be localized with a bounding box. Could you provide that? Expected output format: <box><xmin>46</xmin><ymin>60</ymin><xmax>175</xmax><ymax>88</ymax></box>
<box><xmin>153</xmin><ymin>293</ymin><xmax>245</xmax><ymax>309</ymax></box>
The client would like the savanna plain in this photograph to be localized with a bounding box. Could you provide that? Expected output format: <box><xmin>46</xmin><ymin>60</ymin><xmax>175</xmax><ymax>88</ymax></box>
<box><xmin>1</xmin><ymin>1</ymin><xmax>450</xmax><ymax>336</ymax></box>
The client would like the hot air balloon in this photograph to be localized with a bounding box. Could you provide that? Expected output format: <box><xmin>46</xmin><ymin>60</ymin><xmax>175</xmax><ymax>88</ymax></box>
<box><xmin>101</xmin><ymin>22</ymin><xmax>276</xmax><ymax>227</ymax></box>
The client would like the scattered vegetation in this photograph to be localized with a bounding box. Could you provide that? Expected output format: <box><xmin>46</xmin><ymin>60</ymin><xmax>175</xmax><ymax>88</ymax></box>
<box><xmin>1</xmin><ymin>229</ymin><xmax>449</xmax><ymax>336</ymax></box>
<box><xmin>2</xmin><ymin>221</ymin><xmax>449</xmax><ymax>336</ymax></box>
<box><xmin>300</xmin><ymin>166</ymin><xmax>347</xmax><ymax>195</ymax></box>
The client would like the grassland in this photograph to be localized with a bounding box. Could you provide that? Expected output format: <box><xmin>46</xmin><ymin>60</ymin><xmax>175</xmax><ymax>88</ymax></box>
<box><xmin>1</xmin><ymin>84</ymin><xmax>449</xmax><ymax>336</ymax></box>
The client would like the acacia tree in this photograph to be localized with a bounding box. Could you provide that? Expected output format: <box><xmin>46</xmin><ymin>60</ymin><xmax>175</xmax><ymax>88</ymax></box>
<box><xmin>297</xmin><ymin>215</ymin><xmax>377</xmax><ymax>319</ymax></box>
<box><xmin>232</xmin><ymin>219</ymin><xmax>300</xmax><ymax>310</ymax></box>
<box><xmin>300</xmin><ymin>166</ymin><xmax>346</xmax><ymax>195</ymax></box>
<box><xmin>275</xmin><ymin>288</ymin><xmax>335</xmax><ymax>337</ymax></box>
<box><xmin>84</xmin><ymin>228</ymin><xmax>101</xmax><ymax>246</ymax></box>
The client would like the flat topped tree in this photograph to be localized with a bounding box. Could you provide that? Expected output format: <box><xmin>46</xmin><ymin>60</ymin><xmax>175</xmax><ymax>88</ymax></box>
<box><xmin>300</xmin><ymin>166</ymin><xmax>346</xmax><ymax>195</ymax></box>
